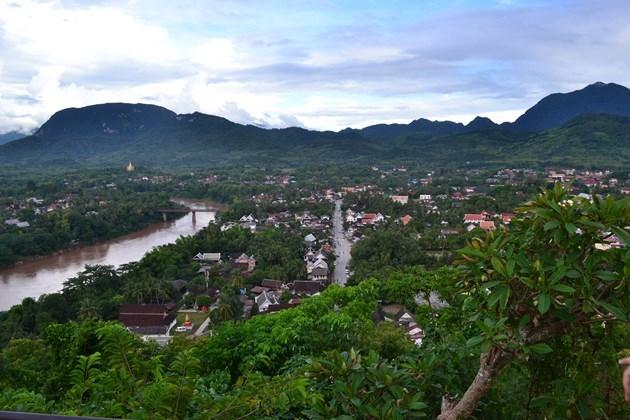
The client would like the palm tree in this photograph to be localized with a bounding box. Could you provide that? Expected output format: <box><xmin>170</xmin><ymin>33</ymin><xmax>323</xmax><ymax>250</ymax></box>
<box><xmin>78</xmin><ymin>297</ymin><xmax>99</xmax><ymax>320</ymax></box>
<box><xmin>211</xmin><ymin>303</ymin><xmax>233</xmax><ymax>324</ymax></box>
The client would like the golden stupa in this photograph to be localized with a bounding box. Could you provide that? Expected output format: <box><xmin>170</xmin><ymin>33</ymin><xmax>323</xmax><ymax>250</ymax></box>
<box><xmin>126</xmin><ymin>161</ymin><xmax>135</xmax><ymax>172</ymax></box>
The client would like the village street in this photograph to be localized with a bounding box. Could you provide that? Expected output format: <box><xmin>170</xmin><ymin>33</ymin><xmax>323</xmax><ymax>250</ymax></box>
<box><xmin>332</xmin><ymin>198</ymin><xmax>352</xmax><ymax>285</ymax></box>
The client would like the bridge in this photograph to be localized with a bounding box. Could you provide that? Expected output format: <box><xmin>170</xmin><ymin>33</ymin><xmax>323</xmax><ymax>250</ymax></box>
<box><xmin>157</xmin><ymin>207</ymin><xmax>215</xmax><ymax>223</ymax></box>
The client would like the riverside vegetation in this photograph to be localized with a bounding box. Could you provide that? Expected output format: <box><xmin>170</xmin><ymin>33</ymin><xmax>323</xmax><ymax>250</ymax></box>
<box><xmin>0</xmin><ymin>184</ymin><xmax>629</xmax><ymax>419</ymax></box>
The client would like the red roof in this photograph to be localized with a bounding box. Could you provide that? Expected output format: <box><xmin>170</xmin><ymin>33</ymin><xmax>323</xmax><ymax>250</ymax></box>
<box><xmin>501</xmin><ymin>213</ymin><xmax>515</xmax><ymax>224</ymax></box>
<box><xmin>464</xmin><ymin>213</ymin><xmax>485</xmax><ymax>223</ymax></box>
<box><xmin>479</xmin><ymin>221</ymin><xmax>496</xmax><ymax>231</ymax></box>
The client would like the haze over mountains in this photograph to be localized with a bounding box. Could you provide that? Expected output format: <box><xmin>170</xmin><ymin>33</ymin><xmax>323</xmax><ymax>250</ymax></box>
<box><xmin>1</xmin><ymin>82</ymin><xmax>630</xmax><ymax>168</ymax></box>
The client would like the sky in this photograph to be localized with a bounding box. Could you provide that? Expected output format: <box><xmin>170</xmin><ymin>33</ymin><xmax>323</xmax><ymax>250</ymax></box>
<box><xmin>0</xmin><ymin>0</ymin><xmax>629</xmax><ymax>133</ymax></box>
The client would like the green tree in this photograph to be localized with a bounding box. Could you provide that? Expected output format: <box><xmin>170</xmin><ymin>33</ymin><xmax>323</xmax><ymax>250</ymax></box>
<box><xmin>439</xmin><ymin>185</ymin><xmax>630</xmax><ymax>419</ymax></box>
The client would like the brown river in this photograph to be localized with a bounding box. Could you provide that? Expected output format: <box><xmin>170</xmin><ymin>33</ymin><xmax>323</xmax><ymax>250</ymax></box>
<box><xmin>0</xmin><ymin>199</ymin><xmax>216</xmax><ymax>311</ymax></box>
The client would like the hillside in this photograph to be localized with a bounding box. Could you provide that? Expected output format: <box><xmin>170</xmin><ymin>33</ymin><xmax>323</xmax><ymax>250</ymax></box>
<box><xmin>511</xmin><ymin>82</ymin><xmax>630</xmax><ymax>131</ymax></box>
<box><xmin>0</xmin><ymin>131</ymin><xmax>25</xmax><ymax>145</ymax></box>
<box><xmin>2</xmin><ymin>83</ymin><xmax>630</xmax><ymax>168</ymax></box>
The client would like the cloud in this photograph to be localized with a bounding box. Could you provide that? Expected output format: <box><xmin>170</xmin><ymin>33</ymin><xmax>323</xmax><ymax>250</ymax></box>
<box><xmin>1</xmin><ymin>0</ymin><xmax>630</xmax><ymax>133</ymax></box>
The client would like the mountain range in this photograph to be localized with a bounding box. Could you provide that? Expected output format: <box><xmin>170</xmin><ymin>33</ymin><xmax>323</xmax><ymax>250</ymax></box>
<box><xmin>1</xmin><ymin>82</ymin><xmax>630</xmax><ymax>168</ymax></box>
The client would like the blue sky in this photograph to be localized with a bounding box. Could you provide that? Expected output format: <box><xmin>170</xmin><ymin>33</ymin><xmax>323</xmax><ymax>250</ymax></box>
<box><xmin>0</xmin><ymin>0</ymin><xmax>628</xmax><ymax>132</ymax></box>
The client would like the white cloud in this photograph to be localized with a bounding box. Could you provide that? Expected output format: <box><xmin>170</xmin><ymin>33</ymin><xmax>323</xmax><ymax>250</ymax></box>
<box><xmin>0</xmin><ymin>0</ymin><xmax>176</xmax><ymax>67</ymax></box>
<box><xmin>0</xmin><ymin>0</ymin><xmax>630</xmax><ymax>134</ymax></box>
<box><xmin>191</xmin><ymin>38</ymin><xmax>247</xmax><ymax>71</ymax></box>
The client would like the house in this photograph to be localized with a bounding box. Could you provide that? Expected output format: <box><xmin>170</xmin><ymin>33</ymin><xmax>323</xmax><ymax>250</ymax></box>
<box><xmin>261</xmin><ymin>279</ymin><xmax>283</xmax><ymax>291</ymax></box>
<box><xmin>221</xmin><ymin>222</ymin><xmax>237</xmax><ymax>232</ymax></box>
<box><xmin>4</xmin><ymin>218</ymin><xmax>30</xmax><ymax>228</ymax></box>
<box><xmin>479</xmin><ymin>221</ymin><xmax>496</xmax><ymax>231</ymax></box>
<box><xmin>291</xmin><ymin>280</ymin><xmax>323</xmax><ymax>296</ymax></box>
<box><xmin>255</xmin><ymin>291</ymin><xmax>279</xmax><ymax>312</ymax></box>
<box><xmin>250</xmin><ymin>286</ymin><xmax>270</xmax><ymax>295</ymax></box>
<box><xmin>416</xmin><ymin>194</ymin><xmax>432</xmax><ymax>202</ymax></box>
<box><xmin>193</xmin><ymin>253</ymin><xmax>221</xmax><ymax>264</ymax></box>
<box><xmin>390</xmin><ymin>195</ymin><xmax>409</xmax><ymax>205</ymax></box>
<box><xmin>361</xmin><ymin>213</ymin><xmax>384</xmax><ymax>225</ymax></box>
<box><xmin>501</xmin><ymin>213</ymin><xmax>515</xmax><ymax>224</ymax></box>
<box><xmin>309</xmin><ymin>266</ymin><xmax>329</xmax><ymax>282</ymax></box>
<box><xmin>307</xmin><ymin>257</ymin><xmax>328</xmax><ymax>273</ymax></box>
<box><xmin>346</xmin><ymin>209</ymin><xmax>358</xmax><ymax>223</ymax></box>
<box><xmin>245</xmin><ymin>221</ymin><xmax>258</xmax><ymax>232</ymax></box>
<box><xmin>118</xmin><ymin>304</ymin><xmax>176</xmax><ymax>337</ymax></box>
<box><xmin>239</xmin><ymin>214</ymin><xmax>257</xmax><ymax>223</ymax></box>
<box><xmin>463</xmin><ymin>213</ymin><xmax>485</xmax><ymax>224</ymax></box>
<box><xmin>304</xmin><ymin>233</ymin><xmax>317</xmax><ymax>246</ymax></box>
<box><xmin>400</xmin><ymin>215</ymin><xmax>413</xmax><ymax>226</ymax></box>
<box><xmin>233</xmin><ymin>253</ymin><xmax>256</xmax><ymax>272</ymax></box>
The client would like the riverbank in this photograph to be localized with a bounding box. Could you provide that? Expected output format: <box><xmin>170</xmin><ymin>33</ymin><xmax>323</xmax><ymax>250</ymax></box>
<box><xmin>0</xmin><ymin>200</ymin><xmax>217</xmax><ymax>310</ymax></box>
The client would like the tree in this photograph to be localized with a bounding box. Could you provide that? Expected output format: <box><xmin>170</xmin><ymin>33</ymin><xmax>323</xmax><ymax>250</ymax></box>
<box><xmin>439</xmin><ymin>185</ymin><xmax>630</xmax><ymax>419</ymax></box>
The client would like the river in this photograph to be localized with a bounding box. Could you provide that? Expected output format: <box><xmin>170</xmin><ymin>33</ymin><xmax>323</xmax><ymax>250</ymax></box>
<box><xmin>0</xmin><ymin>199</ymin><xmax>216</xmax><ymax>311</ymax></box>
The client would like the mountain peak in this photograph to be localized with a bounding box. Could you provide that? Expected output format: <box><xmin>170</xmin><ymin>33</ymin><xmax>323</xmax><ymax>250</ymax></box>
<box><xmin>465</xmin><ymin>116</ymin><xmax>497</xmax><ymax>131</ymax></box>
<box><xmin>511</xmin><ymin>82</ymin><xmax>630</xmax><ymax>131</ymax></box>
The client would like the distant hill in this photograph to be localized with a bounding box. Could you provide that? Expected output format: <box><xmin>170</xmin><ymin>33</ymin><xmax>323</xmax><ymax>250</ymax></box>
<box><xmin>0</xmin><ymin>103</ymin><xmax>366</xmax><ymax>167</ymax></box>
<box><xmin>0</xmin><ymin>131</ymin><xmax>26</xmax><ymax>145</ymax></box>
<box><xmin>510</xmin><ymin>82</ymin><xmax>630</xmax><ymax>131</ymax></box>
<box><xmin>2</xmin><ymin>83</ymin><xmax>630</xmax><ymax>168</ymax></box>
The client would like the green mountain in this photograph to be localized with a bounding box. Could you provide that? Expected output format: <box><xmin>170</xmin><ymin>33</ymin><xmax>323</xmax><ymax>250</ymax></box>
<box><xmin>2</xmin><ymin>83</ymin><xmax>630</xmax><ymax>169</ymax></box>
<box><xmin>0</xmin><ymin>131</ymin><xmax>26</xmax><ymax>145</ymax></box>
<box><xmin>511</xmin><ymin>82</ymin><xmax>630</xmax><ymax>131</ymax></box>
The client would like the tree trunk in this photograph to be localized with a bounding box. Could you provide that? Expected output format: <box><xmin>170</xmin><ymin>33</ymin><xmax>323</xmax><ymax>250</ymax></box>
<box><xmin>438</xmin><ymin>347</ymin><xmax>513</xmax><ymax>420</ymax></box>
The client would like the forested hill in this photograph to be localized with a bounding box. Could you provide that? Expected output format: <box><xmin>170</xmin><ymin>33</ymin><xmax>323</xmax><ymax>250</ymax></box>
<box><xmin>0</xmin><ymin>131</ymin><xmax>25</xmax><ymax>145</ymax></box>
<box><xmin>2</xmin><ymin>82</ymin><xmax>630</xmax><ymax>168</ymax></box>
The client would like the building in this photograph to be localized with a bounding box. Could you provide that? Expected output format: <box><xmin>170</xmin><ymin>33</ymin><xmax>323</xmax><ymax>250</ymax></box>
<box><xmin>255</xmin><ymin>291</ymin><xmax>280</xmax><ymax>312</ymax></box>
<box><xmin>390</xmin><ymin>195</ymin><xmax>409</xmax><ymax>205</ymax></box>
<box><xmin>233</xmin><ymin>253</ymin><xmax>256</xmax><ymax>272</ymax></box>
<box><xmin>118</xmin><ymin>304</ymin><xmax>176</xmax><ymax>339</ymax></box>
<box><xmin>193</xmin><ymin>253</ymin><xmax>222</xmax><ymax>264</ymax></box>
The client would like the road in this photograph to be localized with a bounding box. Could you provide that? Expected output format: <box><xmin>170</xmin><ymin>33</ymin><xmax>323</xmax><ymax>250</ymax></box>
<box><xmin>332</xmin><ymin>198</ymin><xmax>352</xmax><ymax>285</ymax></box>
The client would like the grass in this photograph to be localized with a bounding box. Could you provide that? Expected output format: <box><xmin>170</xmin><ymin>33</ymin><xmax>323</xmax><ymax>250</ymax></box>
<box><xmin>174</xmin><ymin>311</ymin><xmax>209</xmax><ymax>335</ymax></box>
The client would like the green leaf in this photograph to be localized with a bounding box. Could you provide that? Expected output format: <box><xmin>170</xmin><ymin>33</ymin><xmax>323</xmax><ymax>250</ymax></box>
<box><xmin>564</xmin><ymin>222</ymin><xmax>577</xmax><ymax>234</ymax></box>
<box><xmin>537</xmin><ymin>293</ymin><xmax>551</xmax><ymax>314</ymax></box>
<box><xmin>596</xmin><ymin>271</ymin><xmax>619</xmax><ymax>282</ymax></box>
<box><xmin>530</xmin><ymin>343</ymin><xmax>553</xmax><ymax>354</ymax></box>
<box><xmin>506</xmin><ymin>259</ymin><xmax>516</xmax><ymax>277</ymax></box>
<box><xmin>566</xmin><ymin>269</ymin><xmax>581</xmax><ymax>279</ymax></box>
<box><xmin>491</xmin><ymin>257</ymin><xmax>506</xmax><ymax>276</ymax></box>
<box><xmin>551</xmin><ymin>284</ymin><xmax>576</xmax><ymax>293</ymax></box>
<box><xmin>409</xmin><ymin>401</ymin><xmax>428</xmax><ymax>410</ymax></box>
<box><xmin>480</xmin><ymin>280</ymin><xmax>501</xmax><ymax>290</ymax></box>
<box><xmin>544</xmin><ymin>220</ymin><xmax>560</xmax><ymax>231</ymax></box>
<box><xmin>598</xmin><ymin>301</ymin><xmax>627</xmax><ymax>321</ymax></box>
<box><xmin>466</xmin><ymin>335</ymin><xmax>485</xmax><ymax>347</ymax></box>
<box><xmin>611</xmin><ymin>227</ymin><xmax>630</xmax><ymax>246</ymax></box>
<box><xmin>458</xmin><ymin>247</ymin><xmax>485</xmax><ymax>258</ymax></box>
<box><xmin>500</xmin><ymin>287</ymin><xmax>511</xmax><ymax>310</ymax></box>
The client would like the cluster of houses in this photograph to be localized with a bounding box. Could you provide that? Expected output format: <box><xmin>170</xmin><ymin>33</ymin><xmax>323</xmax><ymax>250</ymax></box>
<box><xmin>251</xmin><ymin>278</ymin><xmax>324</xmax><ymax>314</ymax></box>
<box><xmin>463</xmin><ymin>211</ymin><xmax>515</xmax><ymax>232</ymax></box>
<box><xmin>221</xmin><ymin>214</ymin><xmax>259</xmax><ymax>232</ymax></box>
<box><xmin>193</xmin><ymin>251</ymin><xmax>257</xmax><ymax>280</ymax></box>
<box><xmin>1</xmin><ymin>195</ymin><xmax>78</xmax><ymax>230</ymax></box>
<box><xmin>378</xmin><ymin>305</ymin><xmax>424</xmax><ymax>347</ymax></box>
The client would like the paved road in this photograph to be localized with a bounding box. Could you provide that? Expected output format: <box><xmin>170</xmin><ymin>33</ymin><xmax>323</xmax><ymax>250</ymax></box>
<box><xmin>194</xmin><ymin>316</ymin><xmax>211</xmax><ymax>336</ymax></box>
<box><xmin>332</xmin><ymin>199</ymin><xmax>352</xmax><ymax>285</ymax></box>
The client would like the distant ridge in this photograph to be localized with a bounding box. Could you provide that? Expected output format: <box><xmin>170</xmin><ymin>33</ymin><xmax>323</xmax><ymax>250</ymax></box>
<box><xmin>1</xmin><ymin>82</ymin><xmax>630</xmax><ymax>168</ymax></box>
<box><xmin>0</xmin><ymin>131</ymin><xmax>27</xmax><ymax>145</ymax></box>
<box><xmin>355</xmin><ymin>82</ymin><xmax>630</xmax><ymax>137</ymax></box>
